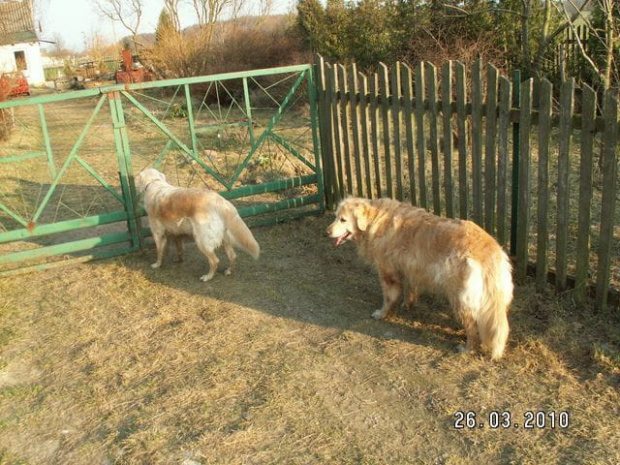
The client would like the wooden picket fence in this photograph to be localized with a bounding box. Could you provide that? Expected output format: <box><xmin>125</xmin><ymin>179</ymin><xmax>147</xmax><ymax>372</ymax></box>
<box><xmin>314</xmin><ymin>56</ymin><xmax>619</xmax><ymax>310</ymax></box>
<box><xmin>543</xmin><ymin>25</ymin><xmax>592</xmax><ymax>82</ymax></box>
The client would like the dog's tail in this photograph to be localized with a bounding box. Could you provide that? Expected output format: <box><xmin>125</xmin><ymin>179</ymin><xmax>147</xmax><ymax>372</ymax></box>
<box><xmin>476</xmin><ymin>251</ymin><xmax>513</xmax><ymax>360</ymax></box>
<box><xmin>224</xmin><ymin>206</ymin><xmax>260</xmax><ymax>260</ymax></box>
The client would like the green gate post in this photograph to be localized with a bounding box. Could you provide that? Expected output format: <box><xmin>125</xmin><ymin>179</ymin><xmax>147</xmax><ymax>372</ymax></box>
<box><xmin>109</xmin><ymin>91</ymin><xmax>143</xmax><ymax>250</ymax></box>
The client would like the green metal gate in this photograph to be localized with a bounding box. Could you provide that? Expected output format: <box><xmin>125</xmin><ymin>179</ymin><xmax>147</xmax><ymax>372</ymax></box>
<box><xmin>0</xmin><ymin>64</ymin><xmax>323</xmax><ymax>276</ymax></box>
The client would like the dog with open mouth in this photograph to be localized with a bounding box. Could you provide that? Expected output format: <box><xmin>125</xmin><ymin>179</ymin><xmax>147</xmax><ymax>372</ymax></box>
<box><xmin>135</xmin><ymin>168</ymin><xmax>260</xmax><ymax>282</ymax></box>
<box><xmin>327</xmin><ymin>196</ymin><xmax>513</xmax><ymax>360</ymax></box>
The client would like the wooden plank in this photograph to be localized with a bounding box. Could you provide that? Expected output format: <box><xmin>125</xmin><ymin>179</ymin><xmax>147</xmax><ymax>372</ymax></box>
<box><xmin>454</xmin><ymin>61</ymin><xmax>468</xmax><ymax>219</ymax></box>
<box><xmin>427</xmin><ymin>63</ymin><xmax>441</xmax><ymax>215</ymax></box>
<box><xmin>515</xmin><ymin>79</ymin><xmax>533</xmax><ymax>283</ymax></box>
<box><xmin>414</xmin><ymin>61</ymin><xmax>428</xmax><ymax>209</ymax></box>
<box><xmin>391</xmin><ymin>62</ymin><xmax>404</xmax><ymax>201</ymax></box>
<box><xmin>337</xmin><ymin>64</ymin><xmax>353</xmax><ymax>195</ymax></box>
<box><xmin>348</xmin><ymin>63</ymin><xmax>364</xmax><ymax>197</ymax></box>
<box><xmin>536</xmin><ymin>79</ymin><xmax>553</xmax><ymax>292</ymax></box>
<box><xmin>595</xmin><ymin>91</ymin><xmax>619</xmax><ymax>310</ymax></box>
<box><xmin>327</xmin><ymin>64</ymin><xmax>345</xmax><ymax>202</ymax></box>
<box><xmin>471</xmin><ymin>59</ymin><xmax>484</xmax><ymax>225</ymax></box>
<box><xmin>496</xmin><ymin>76</ymin><xmax>511</xmax><ymax>247</ymax></box>
<box><xmin>401</xmin><ymin>63</ymin><xmax>417</xmax><ymax>205</ymax></box>
<box><xmin>484</xmin><ymin>64</ymin><xmax>498</xmax><ymax>233</ymax></box>
<box><xmin>556</xmin><ymin>78</ymin><xmax>575</xmax><ymax>292</ymax></box>
<box><xmin>441</xmin><ymin>61</ymin><xmax>454</xmax><ymax>218</ymax></box>
<box><xmin>510</xmin><ymin>70</ymin><xmax>521</xmax><ymax>256</ymax></box>
<box><xmin>379</xmin><ymin>63</ymin><xmax>393</xmax><ymax>199</ymax></box>
<box><xmin>574</xmin><ymin>84</ymin><xmax>596</xmax><ymax>301</ymax></box>
<box><xmin>369</xmin><ymin>73</ymin><xmax>383</xmax><ymax>197</ymax></box>
<box><xmin>358</xmin><ymin>71</ymin><xmax>373</xmax><ymax>198</ymax></box>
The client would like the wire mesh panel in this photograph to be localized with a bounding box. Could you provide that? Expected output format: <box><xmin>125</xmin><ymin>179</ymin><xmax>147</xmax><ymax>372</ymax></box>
<box><xmin>122</xmin><ymin>67</ymin><xmax>321</xmax><ymax>220</ymax></box>
<box><xmin>0</xmin><ymin>92</ymin><xmax>134</xmax><ymax>276</ymax></box>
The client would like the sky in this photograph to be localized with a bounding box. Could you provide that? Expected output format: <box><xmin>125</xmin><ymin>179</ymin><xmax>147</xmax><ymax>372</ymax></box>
<box><xmin>37</xmin><ymin>0</ymin><xmax>295</xmax><ymax>52</ymax></box>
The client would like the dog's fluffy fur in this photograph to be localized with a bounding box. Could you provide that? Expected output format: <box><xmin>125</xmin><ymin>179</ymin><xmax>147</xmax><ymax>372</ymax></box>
<box><xmin>135</xmin><ymin>168</ymin><xmax>259</xmax><ymax>281</ymax></box>
<box><xmin>327</xmin><ymin>197</ymin><xmax>513</xmax><ymax>359</ymax></box>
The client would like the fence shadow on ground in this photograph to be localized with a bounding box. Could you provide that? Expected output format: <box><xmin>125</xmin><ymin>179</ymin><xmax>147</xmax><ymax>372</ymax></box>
<box><xmin>119</xmin><ymin>217</ymin><xmax>468</xmax><ymax>361</ymax></box>
<box><xmin>117</xmin><ymin>215</ymin><xmax>620</xmax><ymax>391</ymax></box>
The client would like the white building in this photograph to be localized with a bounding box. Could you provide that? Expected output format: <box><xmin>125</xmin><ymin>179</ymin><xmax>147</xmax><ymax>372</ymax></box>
<box><xmin>0</xmin><ymin>0</ymin><xmax>45</xmax><ymax>86</ymax></box>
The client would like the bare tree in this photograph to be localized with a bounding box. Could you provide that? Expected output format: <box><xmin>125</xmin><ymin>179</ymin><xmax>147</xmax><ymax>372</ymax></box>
<box><xmin>555</xmin><ymin>0</ymin><xmax>618</xmax><ymax>89</ymax></box>
<box><xmin>92</xmin><ymin>0</ymin><xmax>144</xmax><ymax>51</ymax></box>
<box><xmin>186</xmin><ymin>0</ymin><xmax>240</xmax><ymax>72</ymax></box>
<box><xmin>164</xmin><ymin>0</ymin><xmax>182</xmax><ymax>32</ymax></box>
<box><xmin>49</xmin><ymin>33</ymin><xmax>69</xmax><ymax>56</ymax></box>
<box><xmin>259</xmin><ymin>0</ymin><xmax>274</xmax><ymax>17</ymax></box>
<box><xmin>190</xmin><ymin>0</ymin><xmax>234</xmax><ymax>28</ymax></box>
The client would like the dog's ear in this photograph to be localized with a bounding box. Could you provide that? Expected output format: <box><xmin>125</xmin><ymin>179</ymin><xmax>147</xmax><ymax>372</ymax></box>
<box><xmin>135</xmin><ymin>172</ymin><xmax>145</xmax><ymax>192</ymax></box>
<box><xmin>353</xmin><ymin>199</ymin><xmax>371</xmax><ymax>231</ymax></box>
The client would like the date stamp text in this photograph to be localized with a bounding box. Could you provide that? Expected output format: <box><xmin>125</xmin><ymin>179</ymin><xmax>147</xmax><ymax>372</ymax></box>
<box><xmin>453</xmin><ymin>410</ymin><xmax>570</xmax><ymax>430</ymax></box>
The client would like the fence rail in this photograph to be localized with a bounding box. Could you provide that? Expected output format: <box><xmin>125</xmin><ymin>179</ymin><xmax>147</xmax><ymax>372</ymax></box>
<box><xmin>315</xmin><ymin>56</ymin><xmax>619</xmax><ymax>310</ymax></box>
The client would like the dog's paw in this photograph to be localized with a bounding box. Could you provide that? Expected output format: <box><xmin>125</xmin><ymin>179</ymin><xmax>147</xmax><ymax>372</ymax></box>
<box><xmin>224</xmin><ymin>268</ymin><xmax>232</xmax><ymax>276</ymax></box>
<box><xmin>200</xmin><ymin>274</ymin><xmax>214</xmax><ymax>282</ymax></box>
<box><xmin>372</xmin><ymin>309</ymin><xmax>386</xmax><ymax>320</ymax></box>
<box><xmin>151</xmin><ymin>262</ymin><xmax>161</xmax><ymax>269</ymax></box>
<box><xmin>456</xmin><ymin>344</ymin><xmax>472</xmax><ymax>354</ymax></box>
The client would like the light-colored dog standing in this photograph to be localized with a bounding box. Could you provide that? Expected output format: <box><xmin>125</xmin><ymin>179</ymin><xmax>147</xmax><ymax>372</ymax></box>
<box><xmin>135</xmin><ymin>168</ymin><xmax>260</xmax><ymax>281</ymax></box>
<box><xmin>327</xmin><ymin>197</ymin><xmax>513</xmax><ymax>360</ymax></box>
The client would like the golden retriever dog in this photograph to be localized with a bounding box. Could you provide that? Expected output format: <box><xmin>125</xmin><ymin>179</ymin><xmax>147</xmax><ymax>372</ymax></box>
<box><xmin>327</xmin><ymin>197</ymin><xmax>513</xmax><ymax>360</ymax></box>
<box><xmin>135</xmin><ymin>168</ymin><xmax>260</xmax><ymax>281</ymax></box>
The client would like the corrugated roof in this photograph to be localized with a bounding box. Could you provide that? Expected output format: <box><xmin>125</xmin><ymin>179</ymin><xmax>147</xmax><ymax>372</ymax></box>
<box><xmin>0</xmin><ymin>0</ymin><xmax>37</xmax><ymax>46</ymax></box>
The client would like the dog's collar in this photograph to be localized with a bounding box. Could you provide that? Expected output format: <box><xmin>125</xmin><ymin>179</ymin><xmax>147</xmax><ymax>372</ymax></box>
<box><xmin>140</xmin><ymin>179</ymin><xmax>161</xmax><ymax>192</ymax></box>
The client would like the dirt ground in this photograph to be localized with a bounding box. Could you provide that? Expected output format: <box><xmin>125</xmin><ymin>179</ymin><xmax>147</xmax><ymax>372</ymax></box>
<box><xmin>0</xmin><ymin>214</ymin><xmax>619</xmax><ymax>465</ymax></box>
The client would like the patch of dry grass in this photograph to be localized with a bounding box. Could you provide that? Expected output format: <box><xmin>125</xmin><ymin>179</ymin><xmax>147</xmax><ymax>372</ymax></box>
<box><xmin>0</xmin><ymin>216</ymin><xmax>619</xmax><ymax>464</ymax></box>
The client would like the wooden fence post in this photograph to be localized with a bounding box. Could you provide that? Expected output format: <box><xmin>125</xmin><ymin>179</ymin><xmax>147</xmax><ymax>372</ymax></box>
<box><xmin>515</xmin><ymin>79</ymin><xmax>533</xmax><ymax>283</ymax></box>
<box><xmin>595</xmin><ymin>91</ymin><xmax>619</xmax><ymax>310</ymax></box>
<box><xmin>497</xmin><ymin>76</ymin><xmax>511</xmax><ymax>247</ymax></box>
<box><xmin>315</xmin><ymin>56</ymin><xmax>335</xmax><ymax>209</ymax></box>
<box><xmin>484</xmin><ymin>64</ymin><xmax>498</xmax><ymax>234</ymax></box>
<box><xmin>328</xmin><ymin>64</ymin><xmax>345</xmax><ymax>203</ymax></box>
<box><xmin>471</xmin><ymin>60</ymin><xmax>484</xmax><ymax>226</ymax></box>
<box><xmin>510</xmin><ymin>69</ymin><xmax>521</xmax><ymax>257</ymax></box>
<box><xmin>358</xmin><ymin>71</ymin><xmax>373</xmax><ymax>199</ymax></box>
<box><xmin>441</xmin><ymin>61</ymin><xmax>454</xmax><ymax>218</ymax></box>
<box><xmin>455</xmin><ymin>61</ymin><xmax>468</xmax><ymax>220</ymax></box>
<box><xmin>337</xmin><ymin>64</ymin><xmax>353</xmax><ymax>195</ymax></box>
<box><xmin>556</xmin><ymin>78</ymin><xmax>575</xmax><ymax>292</ymax></box>
<box><xmin>414</xmin><ymin>62</ymin><xmax>428</xmax><ymax>210</ymax></box>
<box><xmin>379</xmin><ymin>63</ymin><xmax>393</xmax><ymax>199</ymax></box>
<box><xmin>348</xmin><ymin>63</ymin><xmax>364</xmax><ymax>197</ymax></box>
<box><xmin>402</xmin><ymin>63</ymin><xmax>417</xmax><ymax>206</ymax></box>
<box><xmin>574</xmin><ymin>85</ymin><xmax>596</xmax><ymax>301</ymax></box>
<box><xmin>391</xmin><ymin>62</ymin><xmax>404</xmax><ymax>201</ymax></box>
<box><xmin>536</xmin><ymin>79</ymin><xmax>553</xmax><ymax>291</ymax></box>
<box><xmin>427</xmin><ymin>63</ymin><xmax>441</xmax><ymax>215</ymax></box>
